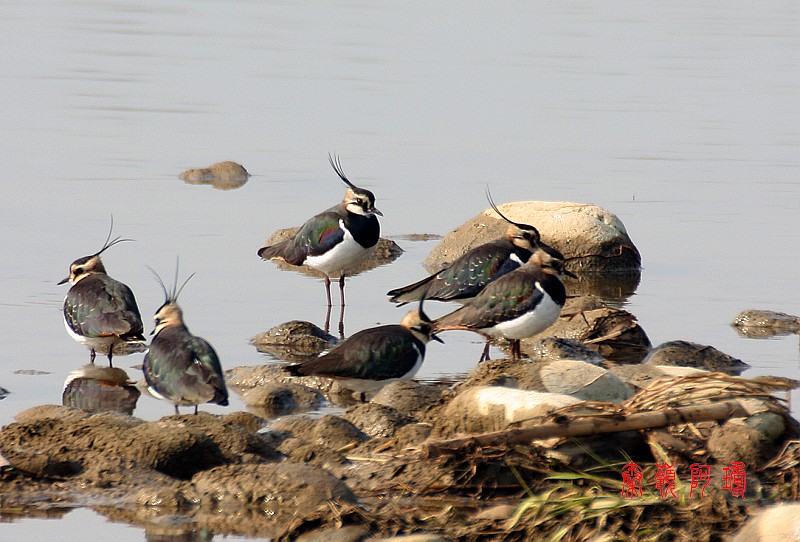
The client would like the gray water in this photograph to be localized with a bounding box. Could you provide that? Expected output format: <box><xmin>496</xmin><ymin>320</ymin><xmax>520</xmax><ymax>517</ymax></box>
<box><xmin>1</xmin><ymin>2</ymin><xmax>798</xmax><ymax>540</ymax></box>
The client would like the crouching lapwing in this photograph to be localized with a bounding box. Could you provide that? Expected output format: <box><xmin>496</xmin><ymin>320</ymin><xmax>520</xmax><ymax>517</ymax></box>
<box><xmin>285</xmin><ymin>301</ymin><xmax>442</xmax><ymax>398</ymax></box>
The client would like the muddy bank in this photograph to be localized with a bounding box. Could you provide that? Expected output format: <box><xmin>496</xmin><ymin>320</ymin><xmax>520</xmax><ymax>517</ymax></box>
<box><xmin>3</xmin><ymin>362</ymin><xmax>799</xmax><ymax>541</ymax></box>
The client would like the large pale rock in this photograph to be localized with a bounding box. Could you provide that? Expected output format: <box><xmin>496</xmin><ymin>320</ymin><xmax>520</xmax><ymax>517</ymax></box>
<box><xmin>458</xmin><ymin>357</ymin><xmax>631</xmax><ymax>403</ymax></box>
<box><xmin>730</xmin><ymin>503</ymin><xmax>800</xmax><ymax>542</ymax></box>
<box><xmin>435</xmin><ymin>386</ymin><xmax>581</xmax><ymax>434</ymax></box>
<box><xmin>424</xmin><ymin>201</ymin><xmax>641</xmax><ymax>276</ymax></box>
<box><xmin>538</xmin><ymin>360</ymin><xmax>632</xmax><ymax>402</ymax></box>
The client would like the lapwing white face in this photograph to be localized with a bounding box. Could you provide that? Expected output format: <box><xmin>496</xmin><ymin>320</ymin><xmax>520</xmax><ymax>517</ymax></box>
<box><xmin>153</xmin><ymin>301</ymin><xmax>184</xmax><ymax>335</ymax></box>
<box><xmin>509</xmin><ymin>225</ymin><xmax>540</xmax><ymax>251</ymax></box>
<box><xmin>59</xmin><ymin>254</ymin><xmax>106</xmax><ymax>285</ymax></box>
<box><xmin>344</xmin><ymin>187</ymin><xmax>382</xmax><ymax>217</ymax></box>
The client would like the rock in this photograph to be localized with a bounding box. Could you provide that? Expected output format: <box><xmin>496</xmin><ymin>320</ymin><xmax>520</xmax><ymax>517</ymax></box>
<box><xmin>707</xmin><ymin>418</ymin><xmax>784</xmax><ymax>466</ymax></box>
<box><xmin>240</xmin><ymin>381</ymin><xmax>324</xmax><ymax>417</ymax></box>
<box><xmin>179</xmin><ymin>161</ymin><xmax>250</xmax><ymax>190</ymax></box>
<box><xmin>250</xmin><ymin>320</ymin><xmax>338</xmax><ymax>361</ymax></box>
<box><xmin>267</xmin><ymin>414</ymin><xmax>368</xmax><ymax>451</ymax></box>
<box><xmin>262</xmin><ymin>227</ymin><xmax>403</xmax><ymax>278</ymax></box>
<box><xmin>527</xmin><ymin>297</ymin><xmax>651</xmax><ymax>363</ymax></box>
<box><xmin>457</xmin><ymin>357</ymin><xmax>631</xmax><ymax>403</ymax></box>
<box><xmin>160</xmin><ymin>412</ymin><xmax>278</xmax><ymax>463</ymax></box>
<box><xmin>391</xmin><ymin>422</ymin><xmax>433</xmax><ymax>449</ymax></box>
<box><xmin>538</xmin><ymin>360</ymin><xmax>632</xmax><ymax>402</ymax></box>
<box><xmin>227</xmin><ymin>364</ymin><xmax>338</xmax><ymax>396</ymax></box>
<box><xmin>191</xmin><ymin>463</ymin><xmax>357</xmax><ymax>526</ymax></box>
<box><xmin>222</xmin><ymin>411</ymin><xmax>266</xmax><ymax>433</ymax></box>
<box><xmin>526</xmin><ymin>337</ymin><xmax>606</xmax><ymax>365</ymax></box>
<box><xmin>434</xmin><ymin>386</ymin><xmax>581</xmax><ymax>434</ymax></box>
<box><xmin>609</xmin><ymin>364</ymin><xmax>708</xmax><ymax>393</ymax></box>
<box><xmin>423</xmin><ymin>201</ymin><xmax>641</xmax><ymax>277</ymax></box>
<box><xmin>370</xmin><ymin>380</ymin><xmax>446</xmax><ymax>417</ymax></box>
<box><xmin>14</xmin><ymin>404</ymin><xmax>92</xmax><ymax>424</ymax></box>
<box><xmin>732</xmin><ymin>309</ymin><xmax>800</xmax><ymax>338</ymax></box>
<box><xmin>730</xmin><ymin>503</ymin><xmax>800</xmax><ymax>542</ymax></box>
<box><xmin>643</xmin><ymin>340</ymin><xmax>749</xmax><ymax>375</ymax></box>
<box><xmin>0</xmin><ymin>406</ymin><xmax>281</xmax><ymax>482</ymax></box>
<box><xmin>342</xmin><ymin>403</ymin><xmax>414</xmax><ymax>438</ymax></box>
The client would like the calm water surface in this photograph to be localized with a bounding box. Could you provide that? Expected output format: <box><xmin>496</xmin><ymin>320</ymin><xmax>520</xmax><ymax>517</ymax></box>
<box><xmin>1</xmin><ymin>2</ymin><xmax>798</xmax><ymax>540</ymax></box>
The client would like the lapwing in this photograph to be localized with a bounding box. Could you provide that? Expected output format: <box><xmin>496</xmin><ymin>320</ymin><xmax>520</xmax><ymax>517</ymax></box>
<box><xmin>433</xmin><ymin>244</ymin><xmax>575</xmax><ymax>361</ymax></box>
<box><xmin>142</xmin><ymin>264</ymin><xmax>228</xmax><ymax>415</ymax></box>
<box><xmin>388</xmin><ymin>191</ymin><xmax>540</xmax><ymax>305</ymax></box>
<box><xmin>285</xmin><ymin>301</ymin><xmax>443</xmax><ymax>396</ymax></box>
<box><xmin>257</xmin><ymin>154</ymin><xmax>382</xmax><ymax>309</ymax></box>
<box><xmin>59</xmin><ymin>221</ymin><xmax>145</xmax><ymax>367</ymax></box>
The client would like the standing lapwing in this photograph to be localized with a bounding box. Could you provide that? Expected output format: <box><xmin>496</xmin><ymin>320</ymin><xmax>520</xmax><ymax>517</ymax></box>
<box><xmin>433</xmin><ymin>244</ymin><xmax>575</xmax><ymax>361</ymax></box>
<box><xmin>142</xmin><ymin>263</ymin><xmax>228</xmax><ymax>415</ymax></box>
<box><xmin>285</xmin><ymin>300</ymin><xmax>442</xmax><ymax>397</ymax></box>
<box><xmin>257</xmin><ymin>155</ymin><xmax>382</xmax><ymax>310</ymax></box>
<box><xmin>59</xmin><ymin>220</ymin><xmax>145</xmax><ymax>367</ymax></box>
<box><xmin>388</xmin><ymin>191</ymin><xmax>540</xmax><ymax>305</ymax></box>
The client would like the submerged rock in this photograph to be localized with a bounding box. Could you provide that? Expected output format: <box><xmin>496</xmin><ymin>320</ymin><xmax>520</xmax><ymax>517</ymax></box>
<box><xmin>240</xmin><ymin>381</ymin><xmax>324</xmax><ymax>417</ymax></box>
<box><xmin>250</xmin><ymin>320</ymin><xmax>338</xmax><ymax>360</ymax></box>
<box><xmin>732</xmin><ymin>309</ymin><xmax>800</xmax><ymax>338</ymax></box>
<box><xmin>179</xmin><ymin>161</ymin><xmax>250</xmax><ymax>190</ymax></box>
<box><xmin>643</xmin><ymin>340</ymin><xmax>749</xmax><ymax>375</ymax></box>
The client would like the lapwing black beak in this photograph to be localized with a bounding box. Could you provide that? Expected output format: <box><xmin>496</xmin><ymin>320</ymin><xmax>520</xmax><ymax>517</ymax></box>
<box><xmin>58</xmin><ymin>277</ymin><xmax>69</xmax><ymax>285</ymax></box>
<box><xmin>372</xmin><ymin>207</ymin><xmax>383</xmax><ymax>217</ymax></box>
<box><xmin>431</xmin><ymin>332</ymin><xmax>444</xmax><ymax>344</ymax></box>
<box><xmin>564</xmin><ymin>268</ymin><xmax>578</xmax><ymax>279</ymax></box>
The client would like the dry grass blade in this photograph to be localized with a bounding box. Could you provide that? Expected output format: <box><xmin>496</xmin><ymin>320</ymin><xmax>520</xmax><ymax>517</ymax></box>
<box><xmin>624</xmin><ymin>372</ymin><xmax>785</xmax><ymax>412</ymax></box>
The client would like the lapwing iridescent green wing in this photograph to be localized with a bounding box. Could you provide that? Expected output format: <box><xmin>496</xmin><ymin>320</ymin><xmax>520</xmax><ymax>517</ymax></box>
<box><xmin>59</xmin><ymin>219</ymin><xmax>145</xmax><ymax>367</ymax></box>
<box><xmin>433</xmin><ymin>244</ymin><xmax>575</xmax><ymax>361</ymax></box>
<box><xmin>285</xmin><ymin>300</ymin><xmax>443</xmax><ymax>396</ymax></box>
<box><xmin>257</xmin><ymin>154</ymin><xmax>382</xmax><ymax>310</ymax></box>
<box><xmin>388</xmin><ymin>190</ymin><xmax>540</xmax><ymax>305</ymax></box>
<box><xmin>142</xmin><ymin>263</ymin><xmax>228</xmax><ymax>415</ymax></box>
